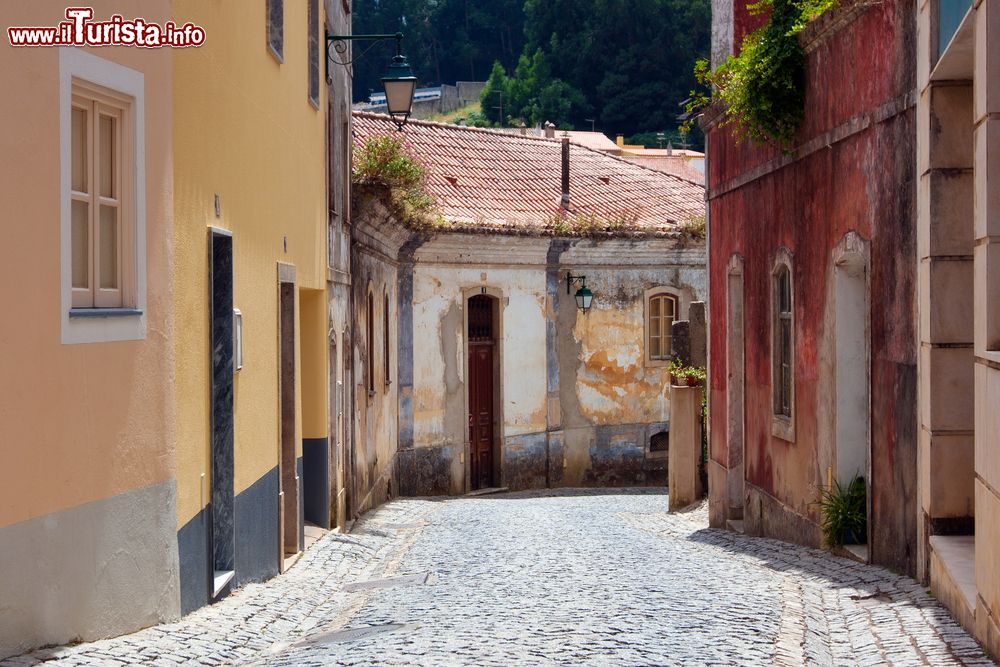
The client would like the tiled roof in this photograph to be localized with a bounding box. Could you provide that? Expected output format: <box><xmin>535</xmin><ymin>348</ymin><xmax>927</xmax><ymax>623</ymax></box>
<box><xmin>352</xmin><ymin>112</ymin><xmax>705</xmax><ymax>236</ymax></box>
<box><xmin>620</xmin><ymin>156</ymin><xmax>706</xmax><ymax>185</ymax></box>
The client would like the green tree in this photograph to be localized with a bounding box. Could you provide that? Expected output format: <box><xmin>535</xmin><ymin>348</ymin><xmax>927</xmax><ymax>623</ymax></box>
<box><xmin>480</xmin><ymin>61</ymin><xmax>509</xmax><ymax>125</ymax></box>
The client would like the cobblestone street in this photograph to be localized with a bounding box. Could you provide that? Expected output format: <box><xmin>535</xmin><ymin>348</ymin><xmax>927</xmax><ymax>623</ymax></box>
<box><xmin>6</xmin><ymin>490</ymin><xmax>995</xmax><ymax>666</ymax></box>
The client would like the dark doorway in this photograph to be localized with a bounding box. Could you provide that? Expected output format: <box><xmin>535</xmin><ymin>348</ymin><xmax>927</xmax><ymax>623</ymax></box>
<box><xmin>279</xmin><ymin>281</ymin><xmax>300</xmax><ymax>564</ymax></box>
<box><xmin>209</xmin><ymin>229</ymin><xmax>235</xmax><ymax>597</ymax></box>
<box><xmin>468</xmin><ymin>294</ymin><xmax>498</xmax><ymax>490</ymax></box>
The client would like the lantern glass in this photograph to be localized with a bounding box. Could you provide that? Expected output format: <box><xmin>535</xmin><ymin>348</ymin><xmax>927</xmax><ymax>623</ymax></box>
<box><xmin>575</xmin><ymin>286</ymin><xmax>594</xmax><ymax>311</ymax></box>
<box><xmin>382</xmin><ymin>54</ymin><xmax>417</xmax><ymax>128</ymax></box>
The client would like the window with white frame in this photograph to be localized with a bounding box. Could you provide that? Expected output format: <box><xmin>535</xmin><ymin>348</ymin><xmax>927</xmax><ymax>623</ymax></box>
<box><xmin>772</xmin><ymin>249</ymin><xmax>795</xmax><ymax>440</ymax></box>
<box><xmin>647</xmin><ymin>290</ymin><xmax>678</xmax><ymax>363</ymax></box>
<box><xmin>61</xmin><ymin>48</ymin><xmax>146</xmax><ymax>344</ymax></box>
<box><xmin>71</xmin><ymin>81</ymin><xmax>133</xmax><ymax>310</ymax></box>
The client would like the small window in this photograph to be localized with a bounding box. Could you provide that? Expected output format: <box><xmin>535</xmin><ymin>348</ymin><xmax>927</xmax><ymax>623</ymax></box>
<box><xmin>384</xmin><ymin>292</ymin><xmax>391</xmax><ymax>388</ymax></box>
<box><xmin>647</xmin><ymin>291</ymin><xmax>677</xmax><ymax>363</ymax></box>
<box><xmin>267</xmin><ymin>0</ymin><xmax>284</xmax><ymax>62</ymax></box>
<box><xmin>70</xmin><ymin>82</ymin><xmax>133</xmax><ymax>310</ymax></box>
<box><xmin>650</xmin><ymin>431</ymin><xmax>669</xmax><ymax>452</ymax></box>
<box><xmin>771</xmin><ymin>250</ymin><xmax>795</xmax><ymax>441</ymax></box>
<box><xmin>367</xmin><ymin>291</ymin><xmax>375</xmax><ymax>395</ymax></box>
<box><xmin>774</xmin><ymin>267</ymin><xmax>792</xmax><ymax>417</ymax></box>
<box><xmin>308</xmin><ymin>0</ymin><xmax>319</xmax><ymax>106</ymax></box>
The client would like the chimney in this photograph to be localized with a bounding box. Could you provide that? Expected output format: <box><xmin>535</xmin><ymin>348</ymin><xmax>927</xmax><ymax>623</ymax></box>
<box><xmin>519</xmin><ymin>121</ymin><xmax>528</xmax><ymax>136</ymax></box>
<box><xmin>544</xmin><ymin>121</ymin><xmax>556</xmax><ymax>139</ymax></box>
<box><xmin>616</xmin><ymin>134</ymin><xmax>625</xmax><ymax>147</ymax></box>
<box><xmin>560</xmin><ymin>137</ymin><xmax>571</xmax><ymax>209</ymax></box>
<box><xmin>667</xmin><ymin>141</ymin><xmax>673</xmax><ymax>156</ymax></box>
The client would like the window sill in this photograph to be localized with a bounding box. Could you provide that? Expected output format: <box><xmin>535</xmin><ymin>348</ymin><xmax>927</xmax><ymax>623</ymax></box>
<box><xmin>772</xmin><ymin>415</ymin><xmax>795</xmax><ymax>443</ymax></box>
<box><xmin>69</xmin><ymin>308</ymin><xmax>143</xmax><ymax>319</ymax></box>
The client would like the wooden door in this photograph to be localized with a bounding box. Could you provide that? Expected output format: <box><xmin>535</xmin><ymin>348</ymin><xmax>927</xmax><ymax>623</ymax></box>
<box><xmin>469</xmin><ymin>341</ymin><xmax>495</xmax><ymax>490</ymax></box>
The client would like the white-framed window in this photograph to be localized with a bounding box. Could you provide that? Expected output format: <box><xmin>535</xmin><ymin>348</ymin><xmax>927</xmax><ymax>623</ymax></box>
<box><xmin>645</xmin><ymin>287</ymin><xmax>680</xmax><ymax>365</ymax></box>
<box><xmin>71</xmin><ymin>83</ymin><xmax>131</xmax><ymax>309</ymax></box>
<box><xmin>772</xmin><ymin>248</ymin><xmax>795</xmax><ymax>441</ymax></box>
<box><xmin>60</xmin><ymin>48</ymin><xmax>146</xmax><ymax>344</ymax></box>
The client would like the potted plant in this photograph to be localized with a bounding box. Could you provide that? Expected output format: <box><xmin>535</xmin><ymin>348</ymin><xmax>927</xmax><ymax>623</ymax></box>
<box><xmin>669</xmin><ymin>359</ymin><xmax>706</xmax><ymax>387</ymax></box>
<box><xmin>815</xmin><ymin>474</ymin><xmax>867</xmax><ymax>547</ymax></box>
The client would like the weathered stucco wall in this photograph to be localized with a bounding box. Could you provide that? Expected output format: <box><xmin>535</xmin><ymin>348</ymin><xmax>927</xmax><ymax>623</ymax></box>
<box><xmin>707</xmin><ymin>0</ymin><xmax>917</xmax><ymax>574</ymax></box>
<box><xmin>0</xmin><ymin>2</ymin><xmax>178</xmax><ymax>656</ymax></box>
<box><xmin>402</xmin><ymin>234</ymin><xmax>706</xmax><ymax>495</ymax></box>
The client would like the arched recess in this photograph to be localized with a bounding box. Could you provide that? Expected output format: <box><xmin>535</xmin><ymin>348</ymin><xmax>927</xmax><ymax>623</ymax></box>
<box><xmin>726</xmin><ymin>254</ymin><xmax>746</xmax><ymax>520</ymax></box>
<box><xmin>833</xmin><ymin>232</ymin><xmax>871</xmax><ymax>552</ymax></box>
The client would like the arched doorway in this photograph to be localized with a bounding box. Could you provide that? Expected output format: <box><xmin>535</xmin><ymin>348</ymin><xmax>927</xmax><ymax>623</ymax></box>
<box><xmin>467</xmin><ymin>294</ymin><xmax>500</xmax><ymax>490</ymax></box>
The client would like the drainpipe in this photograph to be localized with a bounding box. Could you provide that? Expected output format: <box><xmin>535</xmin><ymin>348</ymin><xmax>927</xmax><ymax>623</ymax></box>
<box><xmin>560</xmin><ymin>137</ymin><xmax>570</xmax><ymax>209</ymax></box>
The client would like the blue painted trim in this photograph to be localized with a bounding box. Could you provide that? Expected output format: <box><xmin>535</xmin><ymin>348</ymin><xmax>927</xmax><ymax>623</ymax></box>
<box><xmin>303</xmin><ymin>438</ymin><xmax>330</xmax><ymax>528</ymax></box>
<box><xmin>234</xmin><ymin>466</ymin><xmax>279</xmax><ymax>587</ymax></box>
<box><xmin>69</xmin><ymin>308</ymin><xmax>143</xmax><ymax>318</ymax></box>
<box><xmin>177</xmin><ymin>506</ymin><xmax>211</xmax><ymax>615</ymax></box>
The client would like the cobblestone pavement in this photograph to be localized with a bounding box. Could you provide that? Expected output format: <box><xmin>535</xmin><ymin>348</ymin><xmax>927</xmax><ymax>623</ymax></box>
<box><xmin>5</xmin><ymin>489</ymin><xmax>995</xmax><ymax>666</ymax></box>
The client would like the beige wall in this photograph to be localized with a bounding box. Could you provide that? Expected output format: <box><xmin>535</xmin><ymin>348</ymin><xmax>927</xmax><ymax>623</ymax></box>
<box><xmin>0</xmin><ymin>0</ymin><xmax>175</xmax><ymax>528</ymax></box>
<box><xmin>918</xmin><ymin>0</ymin><xmax>1000</xmax><ymax>654</ymax></box>
<box><xmin>0</xmin><ymin>2</ymin><xmax>177</xmax><ymax>656</ymax></box>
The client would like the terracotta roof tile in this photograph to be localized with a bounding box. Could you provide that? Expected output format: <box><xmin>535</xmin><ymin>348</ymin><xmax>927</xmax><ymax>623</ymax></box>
<box><xmin>353</xmin><ymin>112</ymin><xmax>705</xmax><ymax>236</ymax></box>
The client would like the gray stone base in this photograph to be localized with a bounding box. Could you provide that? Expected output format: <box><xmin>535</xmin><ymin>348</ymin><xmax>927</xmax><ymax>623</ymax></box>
<box><xmin>744</xmin><ymin>482</ymin><xmax>822</xmax><ymax>548</ymax></box>
<box><xmin>0</xmin><ymin>480</ymin><xmax>181</xmax><ymax>659</ymax></box>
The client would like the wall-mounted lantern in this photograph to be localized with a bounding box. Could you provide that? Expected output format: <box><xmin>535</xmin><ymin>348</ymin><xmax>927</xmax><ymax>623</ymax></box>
<box><xmin>326</xmin><ymin>32</ymin><xmax>417</xmax><ymax>130</ymax></box>
<box><xmin>567</xmin><ymin>273</ymin><xmax>594</xmax><ymax>312</ymax></box>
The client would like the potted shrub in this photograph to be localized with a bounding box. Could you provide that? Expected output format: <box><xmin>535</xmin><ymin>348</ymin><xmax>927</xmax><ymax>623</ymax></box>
<box><xmin>815</xmin><ymin>474</ymin><xmax>867</xmax><ymax>547</ymax></box>
<box><xmin>669</xmin><ymin>359</ymin><xmax>706</xmax><ymax>387</ymax></box>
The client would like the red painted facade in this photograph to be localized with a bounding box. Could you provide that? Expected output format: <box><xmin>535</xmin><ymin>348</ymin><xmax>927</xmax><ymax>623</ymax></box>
<box><xmin>707</xmin><ymin>0</ymin><xmax>918</xmax><ymax>574</ymax></box>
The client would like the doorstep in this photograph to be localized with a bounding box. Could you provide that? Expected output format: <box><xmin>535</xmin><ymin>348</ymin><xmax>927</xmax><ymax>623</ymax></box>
<box><xmin>929</xmin><ymin>535</ymin><xmax>977</xmax><ymax>633</ymax></box>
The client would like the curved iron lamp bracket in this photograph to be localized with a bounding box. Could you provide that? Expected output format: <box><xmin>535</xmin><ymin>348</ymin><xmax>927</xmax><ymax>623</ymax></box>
<box><xmin>325</xmin><ymin>32</ymin><xmax>403</xmax><ymax>77</ymax></box>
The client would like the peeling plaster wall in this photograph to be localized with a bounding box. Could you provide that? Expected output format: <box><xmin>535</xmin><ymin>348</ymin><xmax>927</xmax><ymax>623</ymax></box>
<box><xmin>405</xmin><ymin>234</ymin><xmax>706</xmax><ymax>495</ymax></box>
<box><xmin>348</xmin><ymin>196</ymin><xmax>413</xmax><ymax>519</ymax></box>
<box><xmin>706</xmin><ymin>0</ymin><xmax>918</xmax><ymax>574</ymax></box>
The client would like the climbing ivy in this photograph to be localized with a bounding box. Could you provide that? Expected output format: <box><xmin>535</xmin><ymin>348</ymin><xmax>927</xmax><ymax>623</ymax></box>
<box><xmin>684</xmin><ymin>0</ymin><xmax>835</xmax><ymax>147</ymax></box>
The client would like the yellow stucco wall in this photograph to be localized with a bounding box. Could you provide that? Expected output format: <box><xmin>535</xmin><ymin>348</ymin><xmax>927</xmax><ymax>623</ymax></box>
<box><xmin>300</xmin><ymin>288</ymin><xmax>328</xmax><ymax>440</ymax></box>
<box><xmin>0</xmin><ymin>2</ymin><xmax>174</xmax><ymax>528</ymax></box>
<box><xmin>172</xmin><ymin>0</ymin><xmax>327</xmax><ymax>529</ymax></box>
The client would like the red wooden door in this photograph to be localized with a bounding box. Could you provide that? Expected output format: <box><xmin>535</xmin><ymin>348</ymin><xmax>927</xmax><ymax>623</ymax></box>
<box><xmin>469</xmin><ymin>341</ymin><xmax>495</xmax><ymax>490</ymax></box>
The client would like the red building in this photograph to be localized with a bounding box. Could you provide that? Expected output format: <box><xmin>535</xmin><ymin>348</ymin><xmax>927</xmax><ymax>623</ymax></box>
<box><xmin>705</xmin><ymin>0</ymin><xmax>919</xmax><ymax>574</ymax></box>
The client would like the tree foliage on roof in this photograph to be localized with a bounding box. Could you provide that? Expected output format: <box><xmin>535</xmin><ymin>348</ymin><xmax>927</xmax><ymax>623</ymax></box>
<box><xmin>352</xmin><ymin>135</ymin><xmax>438</xmax><ymax>228</ymax></box>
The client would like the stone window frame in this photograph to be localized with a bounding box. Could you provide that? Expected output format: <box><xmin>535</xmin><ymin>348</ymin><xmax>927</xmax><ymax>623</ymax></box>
<box><xmin>60</xmin><ymin>48</ymin><xmax>147</xmax><ymax>345</ymax></box>
<box><xmin>307</xmin><ymin>0</ymin><xmax>320</xmax><ymax>108</ymax></box>
<box><xmin>644</xmin><ymin>286</ymin><xmax>683</xmax><ymax>368</ymax></box>
<box><xmin>366</xmin><ymin>286</ymin><xmax>375</xmax><ymax>398</ymax></box>
<box><xmin>267</xmin><ymin>0</ymin><xmax>284</xmax><ymax>64</ymax></box>
<box><xmin>383</xmin><ymin>289</ymin><xmax>392</xmax><ymax>391</ymax></box>
<box><xmin>771</xmin><ymin>247</ymin><xmax>796</xmax><ymax>442</ymax></box>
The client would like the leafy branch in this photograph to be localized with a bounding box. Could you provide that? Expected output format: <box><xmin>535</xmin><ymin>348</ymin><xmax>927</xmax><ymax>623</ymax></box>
<box><xmin>352</xmin><ymin>135</ymin><xmax>438</xmax><ymax>228</ymax></box>
<box><xmin>682</xmin><ymin>0</ymin><xmax>835</xmax><ymax>147</ymax></box>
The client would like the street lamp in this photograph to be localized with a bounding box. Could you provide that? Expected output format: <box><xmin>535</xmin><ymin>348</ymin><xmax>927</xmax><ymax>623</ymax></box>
<box><xmin>567</xmin><ymin>273</ymin><xmax>594</xmax><ymax>312</ymax></box>
<box><xmin>327</xmin><ymin>32</ymin><xmax>417</xmax><ymax>130</ymax></box>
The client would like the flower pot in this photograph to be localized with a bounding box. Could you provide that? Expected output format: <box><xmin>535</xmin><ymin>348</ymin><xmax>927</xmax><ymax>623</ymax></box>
<box><xmin>685</xmin><ymin>376</ymin><xmax>701</xmax><ymax>387</ymax></box>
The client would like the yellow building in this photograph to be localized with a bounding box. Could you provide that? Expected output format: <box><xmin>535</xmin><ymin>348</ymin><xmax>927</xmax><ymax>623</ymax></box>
<box><xmin>171</xmin><ymin>0</ymin><xmax>329</xmax><ymax>613</ymax></box>
<box><xmin>0</xmin><ymin>2</ymin><xmax>177</xmax><ymax>658</ymax></box>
